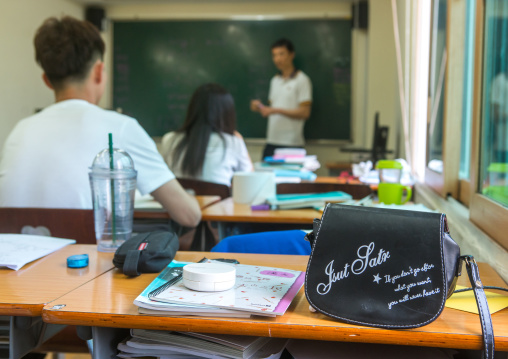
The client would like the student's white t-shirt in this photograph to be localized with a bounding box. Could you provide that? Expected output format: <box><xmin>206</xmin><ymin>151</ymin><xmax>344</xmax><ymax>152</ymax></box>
<box><xmin>267</xmin><ymin>70</ymin><xmax>312</xmax><ymax>146</ymax></box>
<box><xmin>161</xmin><ymin>131</ymin><xmax>253</xmax><ymax>186</ymax></box>
<box><xmin>0</xmin><ymin>99</ymin><xmax>174</xmax><ymax>208</ymax></box>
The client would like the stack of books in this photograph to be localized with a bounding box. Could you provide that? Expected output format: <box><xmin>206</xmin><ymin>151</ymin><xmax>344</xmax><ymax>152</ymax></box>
<box><xmin>259</xmin><ymin>148</ymin><xmax>321</xmax><ymax>178</ymax></box>
<box><xmin>266</xmin><ymin>191</ymin><xmax>353</xmax><ymax>210</ymax></box>
<box><xmin>117</xmin><ymin>329</ymin><xmax>288</xmax><ymax>359</ymax></box>
<box><xmin>134</xmin><ymin>259</ymin><xmax>305</xmax><ymax>318</ymax></box>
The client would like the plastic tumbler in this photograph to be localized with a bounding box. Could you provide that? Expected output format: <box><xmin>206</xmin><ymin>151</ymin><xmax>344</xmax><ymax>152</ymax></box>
<box><xmin>89</xmin><ymin>148</ymin><xmax>137</xmax><ymax>252</ymax></box>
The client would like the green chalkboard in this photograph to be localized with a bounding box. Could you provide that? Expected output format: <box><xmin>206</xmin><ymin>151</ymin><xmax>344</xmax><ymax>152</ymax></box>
<box><xmin>113</xmin><ymin>19</ymin><xmax>351</xmax><ymax>140</ymax></box>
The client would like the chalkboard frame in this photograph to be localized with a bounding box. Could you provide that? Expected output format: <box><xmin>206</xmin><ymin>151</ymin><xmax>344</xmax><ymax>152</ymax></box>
<box><xmin>112</xmin><ymin>18</ymin><xmax>352</xmax><ymax>142</ymax></box>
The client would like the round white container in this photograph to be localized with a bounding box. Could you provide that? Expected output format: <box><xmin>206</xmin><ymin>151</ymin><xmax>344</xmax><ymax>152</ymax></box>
<box><xmin>182</xmin><ymin>263</ymin><xmax>236</xmax><ymax>292</ymax></box>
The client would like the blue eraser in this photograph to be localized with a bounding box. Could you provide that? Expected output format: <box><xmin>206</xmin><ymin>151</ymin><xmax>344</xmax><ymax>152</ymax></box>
<box><xmin>67</xmin><ymin>254</ymin><xmax>89</xmax><ymax>268</ymax></box>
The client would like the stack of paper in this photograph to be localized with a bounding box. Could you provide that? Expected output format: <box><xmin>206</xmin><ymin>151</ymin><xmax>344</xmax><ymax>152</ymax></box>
<box><xmin>0</xmin><ymin>234</ymin><xmax>76</xmax><ymax>270</ymax></box>
<box><xmin>266</xmin><ymin>191</ymin><xmax>353</xmax><ymax>210</ymax></box>
<box><xmin>117</xmin><ymin>330</ymin><xmax>288</xmax><ymax>359</ymax></box>
<box><xmin>134</xmin><ymin>259</ymin><xmax>304</xmax><ymax>318</ymax></box>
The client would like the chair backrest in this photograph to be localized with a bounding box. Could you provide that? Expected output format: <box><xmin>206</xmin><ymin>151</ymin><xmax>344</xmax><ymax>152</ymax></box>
<box><xmin>276</xmin><ymin>182</ymin><xmax>372</xmax><ymax>200</ymax></box>
<box><xmin>177</xmin><ymin>178</ymin><xmax>231</xmax><ymax>200</ymax></box>
<box><xmin>0</xmin><ymin>207</ymin><xmax>96</xmax><ymax>244</ymax></box>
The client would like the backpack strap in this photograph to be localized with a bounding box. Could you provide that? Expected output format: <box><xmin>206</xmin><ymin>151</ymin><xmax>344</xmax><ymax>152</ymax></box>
<box><xmin>461</xmin><ymin>255</ymin><xmax>494</xmax><ymax>359</ymax></box>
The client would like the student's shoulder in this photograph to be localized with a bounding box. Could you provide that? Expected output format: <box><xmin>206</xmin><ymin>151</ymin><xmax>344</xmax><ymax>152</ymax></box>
<box><xmin>94</xmin><ymin>106</ymin><xmax>138</xmax><ymax>124</ymax></box>
<box><xmin>296</xmin><ymin>70</ymin><xmax>311</xmax><ymax>83</ymax></box>
<box><xmin>91</xmin><ymin>107</ymin><xmax>148</xmax><ymax>133</ymax></box>
<box><xmin>270</xmin><ymin>73</ymin><xmax>282</xmax><ymax>83</ymax></box>
<box><xmin>225</xmin><ymin>132</ymin><xmax>248</xmax><ymax>150</ymax></box>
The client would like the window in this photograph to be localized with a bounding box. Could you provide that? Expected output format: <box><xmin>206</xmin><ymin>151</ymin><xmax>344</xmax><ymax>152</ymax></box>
<box><xmin>479</xmin><ymin>0</ymin><xmax>508</xmax><ymax>207</ymax></box>
<box><xmin>469</xmin><ymin>0</ymin><xmax>508</xmax><ymax>250</ymax></box>
<box><xmin>428</xmin><ymin>0</ymin><xmax>447</xmax><ymax>175</ymax></box>
<box><xmin>425</xmin><ymin>0</ymin><xmax>465</xmax><ymax>198</ymax></box>
<box><xmin>459</xmin><ymin>0</ymin><xmax>477</xmax><ymax>182</ymax></box>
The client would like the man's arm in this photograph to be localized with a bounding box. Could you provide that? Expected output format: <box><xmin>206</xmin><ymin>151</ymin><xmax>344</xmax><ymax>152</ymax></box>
<box><xmin>260</xmin><ymin>103</ymin><xmax>311</xmax><ymax>120</ymax></box>
<box><xmin>151</xmin><ymin>179</ymin><xmax>201</xmax><ymax>227</ymax></box>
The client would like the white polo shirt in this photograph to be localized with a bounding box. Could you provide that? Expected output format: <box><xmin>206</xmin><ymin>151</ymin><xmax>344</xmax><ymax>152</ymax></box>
<box><xmin>0</xmin><ymin>99</ymin><xmax>174</xmax><ymax>209</ymax></box>
<box><xmin>266</xmin><ymin>70</ymin><xmax>312</xmax><ymax>146</ymax></box>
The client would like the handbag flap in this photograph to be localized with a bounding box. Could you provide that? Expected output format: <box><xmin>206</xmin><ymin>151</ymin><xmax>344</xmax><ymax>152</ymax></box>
<box><xmin>305</xmin><ymin>204</ymin><xmax>449</xmax><ymax>328</ymax></box>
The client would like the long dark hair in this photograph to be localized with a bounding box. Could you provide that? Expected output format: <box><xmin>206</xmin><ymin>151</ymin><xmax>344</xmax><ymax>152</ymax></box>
<box><xmin>171</xmin><ymin>83</ymin><xmax>237</xmax><ymax>177</ymax></box>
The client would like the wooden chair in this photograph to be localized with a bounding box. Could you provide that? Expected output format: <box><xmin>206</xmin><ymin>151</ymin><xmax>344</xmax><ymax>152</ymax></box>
<box><xmin>276</xmin><ymin>182</ymin><xmax>373</xmax><ymax>200</ymax></box>
<box><xmin>0</xmin><ymin>207</ymin><xmax>95</xmax><ymax>355</ymax></box>
<box><xmin>176</xmin><ymin>178</ymin><xmax>231</xmax><ymax>251</ymax></box>
<box><xmin>177</xmin><ymin>177</ymin><xmax>231</xmax><ymax>199</ymax></box>
<box><xmin>0</xmin><ymin>207</ymin><xmax>95</xmax><ymax>243</ymax></box>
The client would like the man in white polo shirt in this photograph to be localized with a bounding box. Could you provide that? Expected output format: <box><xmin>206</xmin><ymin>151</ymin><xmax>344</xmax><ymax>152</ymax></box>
<box><xmin>251</xmin><ymin>38</ymin><xmax>312</xmax><ymax>159</ymax></box>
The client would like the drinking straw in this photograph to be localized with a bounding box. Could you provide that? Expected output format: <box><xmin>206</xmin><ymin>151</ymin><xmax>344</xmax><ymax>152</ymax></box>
<box><xmin>109</xmin><ymin>133</ymin><xmax>117</xmax><ymax>244</ymax></box>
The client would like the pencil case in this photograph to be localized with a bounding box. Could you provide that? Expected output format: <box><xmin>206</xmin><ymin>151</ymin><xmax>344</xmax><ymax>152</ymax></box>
<box><xmin>113</xmin><ymin>231</ymin><xmax>179</xmax><ymax>276</ymax></box>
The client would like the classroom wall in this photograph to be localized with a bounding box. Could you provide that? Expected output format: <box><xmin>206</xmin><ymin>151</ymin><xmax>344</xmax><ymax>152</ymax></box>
<box><xmin>306</xmin><ymin>0</ymin><xmax>402</xmax><ymax>176</ymax></box>
<box><xmin>102</xmin><ymin>0</ymin><xmax>404</xmax><ymax>176</ymax></box>
<box><xmin>0</xmin><ymin>0</ymin><xmax>84</xmax><ymax>147</ymax></box>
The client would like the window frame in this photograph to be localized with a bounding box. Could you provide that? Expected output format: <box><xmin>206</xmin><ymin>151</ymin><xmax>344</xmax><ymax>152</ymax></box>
<box><xmin>424</xmin><ymin>0</ymin><xmax>465</xmax><ymax>199</ymax></box>
<box><xmin>469</xmin><ymin>0</ymin><xmax>508</xmax><ymax>251</ymax></box>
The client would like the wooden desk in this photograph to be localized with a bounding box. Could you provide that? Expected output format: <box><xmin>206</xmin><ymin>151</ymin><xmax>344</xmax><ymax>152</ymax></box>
<box><xmin>41</xmin><ymin>252</ymin><xmax>508</xmax><ymax>357</ymax></box>
<box><xmin>0</xmin><ymin>244</ymin><xmax>114</xmax><ymax>358</ymax></box>
<box><xmin>201</xmin><ymin>197</ymin><xmax>320</xmax><ymax>239</ymax></box>
<box><xmin>201</xmin><ymin>197</ymin><xmax>319</xmax><ymax>224</ymax></box>
<box><xmin>134</xmin><ymin>195</ymin><xmax>221</xmax><ymax>220</ymax></box>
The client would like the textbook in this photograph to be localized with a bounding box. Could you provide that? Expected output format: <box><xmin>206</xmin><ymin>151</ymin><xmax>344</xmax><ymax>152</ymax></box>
<box><xmin>117</xmin><ymin>331</ymin><xmax>288</xmax><ymax>359</ymax></box>
<box><xmin>266</xmin><ymin>191</ymin><xmax>352</xmax><ymax>210</ymax></box>
<box><xmin>150</xmin><ymin>262</ymin><xmax>305</xmax><ymax>316</ymax></box>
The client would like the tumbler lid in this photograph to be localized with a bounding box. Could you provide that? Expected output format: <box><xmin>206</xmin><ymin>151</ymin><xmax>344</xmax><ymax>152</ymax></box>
<box><xmin>91</xmin><ymin>148</ymin><xmax>136</xmax><ymax>172</ymax></box>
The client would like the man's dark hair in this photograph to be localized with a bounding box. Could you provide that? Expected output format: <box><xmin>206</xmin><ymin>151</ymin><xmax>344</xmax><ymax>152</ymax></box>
<box><xmin>271</xmin><ymin>38</ymin><xmax>295</xmax><ymax>53</ymax></box>
<box><xmin>34</xmin><ymin>16</ymin><xmax>105</xmax><ymax>90</ymax></box>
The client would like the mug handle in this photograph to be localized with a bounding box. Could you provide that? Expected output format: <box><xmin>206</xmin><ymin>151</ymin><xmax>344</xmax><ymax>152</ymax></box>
<box><xmin>401</xmin><ymin>186</ymin><xmax>412</xmax><ymax>204</ymax></box>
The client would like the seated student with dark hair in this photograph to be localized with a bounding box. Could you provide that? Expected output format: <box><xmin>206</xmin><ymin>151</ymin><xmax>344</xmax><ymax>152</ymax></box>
<box><xmin>161</xmin><ymin>83</ymin><xmax>252</xmax><ymax>186</ymax></box>
<box><xmin>0</xmin><ymin>16</ymin><xmax>201</xmax><ymax>228</ymax></box>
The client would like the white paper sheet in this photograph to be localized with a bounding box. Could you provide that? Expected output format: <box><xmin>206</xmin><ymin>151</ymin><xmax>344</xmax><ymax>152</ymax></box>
<box><xmin>0</xmin><ymin>234</ymin><xmax>76</xmax><ymax>270</ymax></box>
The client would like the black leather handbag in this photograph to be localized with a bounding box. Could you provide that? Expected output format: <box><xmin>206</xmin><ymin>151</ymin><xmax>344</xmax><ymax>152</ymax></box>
<box><xmin>305</xmin><ymin>204</ymin><xmax>495</xmax><ymax>359</ymax></box>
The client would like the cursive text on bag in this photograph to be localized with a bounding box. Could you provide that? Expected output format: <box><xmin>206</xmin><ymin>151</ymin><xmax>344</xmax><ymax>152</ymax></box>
<box><xmin>316</xmin><ymin>242</ymin><xmax>390</xmax><ymax>295</ymax></box>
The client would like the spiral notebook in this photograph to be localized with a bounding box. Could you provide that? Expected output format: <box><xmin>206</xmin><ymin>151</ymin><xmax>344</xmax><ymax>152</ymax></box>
<box><xmin>149</xmin><ymin>262</ymin><xmax>305</xmax><ymax>316</ymax></box>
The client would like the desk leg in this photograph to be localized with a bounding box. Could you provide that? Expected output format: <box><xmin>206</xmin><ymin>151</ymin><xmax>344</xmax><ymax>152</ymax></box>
<box><xmin>92</xmin><ymin>327</ymin><xmax>129</xmax><ymax>359</ymax></box>
<box><xmin>218</xmin><ymin>222</ymin><xmax>227</xmax><ymax>241</ymax></box>
<box><xmin>7</xmin><ymin>316</ymin><xmax>64</xmax><ymax>359</ymax></box>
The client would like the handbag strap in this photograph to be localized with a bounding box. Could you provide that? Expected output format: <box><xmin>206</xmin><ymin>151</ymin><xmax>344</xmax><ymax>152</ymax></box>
<box><xmin>461</xmin><ymin>255</ymin><xmax>494</xmax><ymax>359</ymax></box>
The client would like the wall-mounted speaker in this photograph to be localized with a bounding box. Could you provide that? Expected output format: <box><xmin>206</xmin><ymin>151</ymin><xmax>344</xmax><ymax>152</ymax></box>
<box><xmin>85</xmin><ymin>6</ymin><xmax>106</xmax><ymax>32</ymax></box>
<box><xmin>352</xmin><ymin>1</ymin><xmax>369</xmax><ymax>30</ymax></box>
